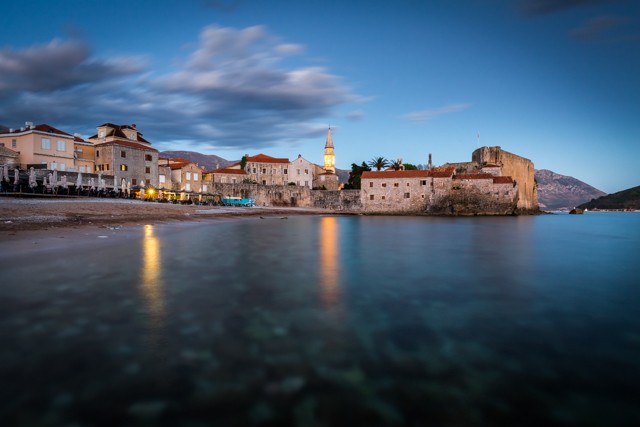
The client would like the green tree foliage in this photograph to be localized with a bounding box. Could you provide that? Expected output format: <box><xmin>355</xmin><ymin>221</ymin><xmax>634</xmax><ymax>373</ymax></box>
<box><xmin>367</xmin><ymin>156</ymin><xmax>390</xmax><ymax>171</ymax></box>
<box><xmin>403</xmin><ymin>163</ymin><xmax>418</xmax><ymax>170</ymax></box>
<box><xmin>240</xmin><ymin>155</ymin><xmax>248</xmax><ymax>170</ymax></box>
<box><xmin>390</xmin><ymin>159</ymin><xmax>403</xmax><ymax>171</ymax></box>
<box><xmin>343</xmin><ymin>162</ymin><xmax>371</xmax><ymax>189</ymax></box>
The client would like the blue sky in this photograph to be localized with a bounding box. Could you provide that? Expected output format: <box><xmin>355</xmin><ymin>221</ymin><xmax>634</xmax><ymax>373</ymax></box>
<box><xmin>1</xmin><ymin>0</ymin><xmax>638</xmax><ymax>193</ymax></box>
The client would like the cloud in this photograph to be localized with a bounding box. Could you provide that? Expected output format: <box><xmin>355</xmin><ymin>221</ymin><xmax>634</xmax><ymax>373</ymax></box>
<box><xmin>519</xmin><ymin>0</ymin><xmax>612</xmax><ymax>16</ymax></box>
<box><xmin>0</xmin><ymin>25</ymin><xmax>360</xmax><ymax>152</ymax></box>
<box><xmin>0</xmin><ymin>39</ymin><xmax>146</xmax><ymax>93</ymax></box>
<box><xmin>570</xmin><ymin>15</ymin><xmax>628</xmax><ymax>40</ymax></box>
<box><xmin>403</xmin><ymin>104</ymin><xmax>471</xmax><ymax>123</ymax></box>
<box><xmin>345</xmin><ymin>110</ymin><xmax>365</xmax><ymax>121</ymax></box>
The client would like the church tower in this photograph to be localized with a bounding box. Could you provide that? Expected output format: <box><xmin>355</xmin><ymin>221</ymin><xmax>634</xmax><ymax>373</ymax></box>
<box><xmin>324</xmin><ymin>127</ymin><xmax>335</xmax><ymax>173</ymax></box>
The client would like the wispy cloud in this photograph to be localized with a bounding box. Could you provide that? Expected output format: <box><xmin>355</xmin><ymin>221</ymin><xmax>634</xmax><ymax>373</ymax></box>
<box><xmin>519</xmin><ymin>0</ymin><xmax>612</xmax><ymax>16</ymax></box>
<box><xmin>570</xmin><ymin>15</ymin><xmax>628</xmax><ymax>40</ymax></box>
<box><xmin>0</xmin><ymin>25</ymin><xmax>360</xmax><ymax>152</ymax></box>
<box><xmin>403</xmin><ymin>103</ymin><xmax>471</xmax><ymax>123</ymax></box>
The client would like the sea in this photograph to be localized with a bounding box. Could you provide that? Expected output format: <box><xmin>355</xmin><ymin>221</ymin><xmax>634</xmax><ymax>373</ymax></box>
<box><xmin>1</xmin><ymin>212</ymin><xmax>639</xmax><ymax>426</ymax></box>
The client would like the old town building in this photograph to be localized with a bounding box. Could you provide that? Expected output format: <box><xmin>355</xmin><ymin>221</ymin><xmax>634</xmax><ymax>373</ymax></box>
<box><xmin>0</xmin><ymin>122</ymin><xmax>76</xmax><ymax>171</ymax></box>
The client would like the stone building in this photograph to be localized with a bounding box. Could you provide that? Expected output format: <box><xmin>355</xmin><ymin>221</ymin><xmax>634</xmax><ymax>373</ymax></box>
<box><xmin>233</xmin><ymin>153</ymin><xmax>290</xmax><ymax>185</ymax></box>
<box><xmin>73</xmin><ymin>134</ymin><xmax>95</xmax><ymax>173</ymax></box>
<box><xmin>204</xmin><ymin>167</ymin><xmax>248</xmax><ymax>184</ymax></box>
<box><xmin>0</xmin><ymin>145</ymin><xmax>19</xmax><ymax>168</ymax></box>
<box><xmin>0</xmin><ymin>122</ymin><xmax>76</xmax><ymax>171</ymax></box>
<box><xmin>167</xmin><ymin>159</ymin><xmax>205</xmax><ymax>194</ymax></box>
<box><xmin>87</xmin><ymin>123</ymin><xmax>159</xmax><ymax>187</ymax></box>
<box><xmin>289</xmin><ymin>154</ymin><xmax>320</xmax><ymax>188</ymax></box>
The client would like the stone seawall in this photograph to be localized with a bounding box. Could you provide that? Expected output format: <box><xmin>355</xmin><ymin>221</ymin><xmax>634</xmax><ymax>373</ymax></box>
<box><xmin>311</xmin><ymin>190</ymin><xmax>361</xmax><ymax>211</ymax></box>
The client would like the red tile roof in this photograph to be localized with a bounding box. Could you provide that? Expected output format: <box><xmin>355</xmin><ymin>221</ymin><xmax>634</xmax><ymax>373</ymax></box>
<box><xmin>4</xmin><ymin>124</ymin><xmax>74</xmax><ymax>137</ymax></box>
<box><xmin>94</xmin><ymin>139</ymin><xmax>158</xmax><ymax>152</ymax></box>
<box><xmin>362</xmin><ymin>166</ymin><xmax>455</xmax><ymax>179</ymax></box>
<box><xmin>246</xmin><ymin>153</ymin><xmax>290</xmax><ymax>164</ymax></box>
<box><xmin>204</xmin><ymin>167</ymin><xmax>247</xmax><ymax>175</ymax></box>
<box><xmin>454</xmin><ymin>173</ymin><xmax>494</xmax><ymax>180</ymax></box>
<box><xmin>493</xmin><ymin>176</ymin><xmax>514</xmax><ymax>184</ymax></box>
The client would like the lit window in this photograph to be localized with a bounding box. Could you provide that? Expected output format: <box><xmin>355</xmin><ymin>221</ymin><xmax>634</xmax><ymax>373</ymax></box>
<box><xmin>193</xmin><ymin>173</ymin><xmax>199</xmax><ymax>181</ymax></box>
<box><xmin>203</xmin><ymin>184</ymin><xmax>208</xmax><ymax>192</ymax></box>
<box><xmin>57</xmin><ymin>140</ymin><xmax>66</xmax><ymax>151</ymax></box>
<box><xmin>41</xmin><ymin>138</ymin><xmax>51</xmax><ymax>150</ymax></box>
<box><xmin>185</xmin><ymin>183</ymin><xmax>191</xmax><ymax>191</ymax></box>
<box><xmin>120</xmin><ymin>164</ymin><xmax>128</xmax><ymax>171</ymax></box>
<box><xmin>186</xmin><ymin>172</ymin><xmax>191</xmax><ymax>180</ymax></box>
<box><xmin>159</xmin><ymin>174</ymin><xmax>165</xmax><ymax>183</ymax></box>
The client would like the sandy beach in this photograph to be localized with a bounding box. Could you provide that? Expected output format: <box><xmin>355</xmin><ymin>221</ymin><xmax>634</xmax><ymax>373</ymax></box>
<box><xmin>0</xmin><ymin>196</ymin><xmax>338</xmax><ymax>235</ymax></box>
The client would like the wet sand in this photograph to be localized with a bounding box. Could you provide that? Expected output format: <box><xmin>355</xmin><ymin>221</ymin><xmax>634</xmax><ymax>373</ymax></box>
<box><xmin>0</xmin><ymin>197</ymin><xmax>340</xmax><ymax>237</ymax></box>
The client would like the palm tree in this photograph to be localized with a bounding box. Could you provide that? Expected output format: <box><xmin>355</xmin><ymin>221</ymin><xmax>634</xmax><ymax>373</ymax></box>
<box><xmin>390</xmin><ymin>159</ymin><xmax>403</xmax><ymax>171</ymax></box>
<box><xmin>367</xmin><ymin>156</ymin><xmax>390</xmax><ymax>171</ymax></box>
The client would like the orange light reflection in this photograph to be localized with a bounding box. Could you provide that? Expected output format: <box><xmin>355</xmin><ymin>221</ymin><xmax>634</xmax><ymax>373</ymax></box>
<box><xmin>319</xmin><ymin>216</ymin><xmax>341</xmax><ymax>306</ymax></box>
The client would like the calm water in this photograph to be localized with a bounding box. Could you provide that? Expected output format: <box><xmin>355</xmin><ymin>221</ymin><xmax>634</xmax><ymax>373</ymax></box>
<box><xmin>1</xmin><ymin>213</ymin><xmax>639</xmax><ymax>426</ymax></box>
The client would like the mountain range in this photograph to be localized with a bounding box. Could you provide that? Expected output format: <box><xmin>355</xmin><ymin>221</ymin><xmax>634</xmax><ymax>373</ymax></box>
<box><xmin>534</xmin><ymin>169</ymin><xmax>607</xmax><ymax>210</ymax></box>
<box><xmin>577</xmin><ymin>186</ymin><xmax>640</xmax><ymax>210</ymax></box>
<box><xmin>160</xmin><ymin>151</ymin><xmax>609</xmax><ymax>209</ymax></box>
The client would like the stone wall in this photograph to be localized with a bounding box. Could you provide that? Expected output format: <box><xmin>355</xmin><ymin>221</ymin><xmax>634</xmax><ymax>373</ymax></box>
<box><xmin>311</xmin><ymin>190</ymin><xmax>361</xmax><ymax>211</ymax></box>
<box><xmin>472</xmin><ymin>146</ymin><xmax>538</xmax><ymax>211</ymax></box>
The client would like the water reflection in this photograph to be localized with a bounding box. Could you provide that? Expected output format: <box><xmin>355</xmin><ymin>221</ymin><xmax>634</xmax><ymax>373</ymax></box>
<box><xmin>319</xmin><ymin>216</ymin><xmax>341</xmax><ymax>306</ymax></box>
<box><xmin>140</xmin><ymin>224</ymin><xmax>165</xmax><ymax>329</ymax></box>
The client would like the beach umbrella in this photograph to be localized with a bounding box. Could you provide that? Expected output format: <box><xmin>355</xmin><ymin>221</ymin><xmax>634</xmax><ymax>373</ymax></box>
<box><xmin>42</xmin><ymin>174</ymin><xmax>48</xmax><ymax>187</ymax></box>
<box><xmin>126</xmin><ymin>180</ymin><xmax>131</xmax><ymax>194</ymax></box>
<box><xmin>61</xmin><ymin>175</ymin><xmax>68</xmax><ymax>189</ymax></box>
<box><xmin>121</xmin><ymin>178</ymin><xmax>126</xmax><ymax>194</ymax></box>
<box><xmin>97</xmin><ymin>173</ymin><xmax>103</xmax><ymax>191</ymax></box>
<box><xmin>76</xmin><ymin>172</ymin><xmax>82</xmax><ymax>192</ymax></box>
<box><xmin>3</xmin><ymin>164</ymin><xmax>9</xmax><ymax>182</ymax></box>
<box><xmin>52</xmin><ymin>170</ymin><xmax>58</xmax><ymax>187</ymax></box>
<box><xmin>28</xmin><ymin>167</ymin><xmax>37</xmax><ymax>189</ymax></box>
<box><xmin>89</xmin><ymin>177</ymin><xmax>95</xmax><ymax>190</ymax></box>
<box><xmin>140</xmin><ymin>179</ymin><xmax>145</xmax><ymax>187</ymax></box>
<box><xmin>13</xmin><ymin>168</ymin><xmax>19</xmax><ymax>185</ymax></box>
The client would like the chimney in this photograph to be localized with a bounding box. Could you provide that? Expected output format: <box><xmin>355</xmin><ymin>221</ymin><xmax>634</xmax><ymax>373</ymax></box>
<box><xmin>25</xmin><ymin>121</ymin><xmax>34</xmax><ymax>129</ymax></box>
<box><xmin>132</xmin><ymin>124</ymin><xmax>136</xmax><ymax>129</ymax></box>
<box><xmin>428</xmin><ymin>153</ymin><xmax>432</xmax><ymax>170</ymax></box>
<box><xmin>9</xmin><ymin>128</ymin><xmax>14</xmax><ymax>132</ymax></box>
<box><xmin>74</xmin><ymin>133</ymin><xmax>81</xmax><ymax>138</ymax></box>
<box><xmin>20</xmin><ymin>127</ymin><xmax>25</xmax><ymax>131</ymax></box>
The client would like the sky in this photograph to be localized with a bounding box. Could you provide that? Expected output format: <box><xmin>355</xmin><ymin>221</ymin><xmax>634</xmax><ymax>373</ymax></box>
<box><xmin>0</xmin><ymin>0</ymin><xmax>638</xmax><ymax>193</ymax></box>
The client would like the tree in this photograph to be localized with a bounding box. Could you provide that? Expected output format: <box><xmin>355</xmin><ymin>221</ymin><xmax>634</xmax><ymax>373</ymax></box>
<box><xmin>390</xmin><ymin>159</ymin><xmax>403</xmax><ymax>171</ymax></box>
<box><xmin>343</xmin><ymin>162</ymin><xmax>371</xmax><ymax>189</ymax></box>
<box><xmin>403</xmin><ymin>163</ymin><xmax>418</xmax><ymax>170</ymax></box>
<box><xmin>367</xmin><ymin>156</ymin><xmax>390</xmax><ymax>171</ymax></box>
<box><xmin>240</xmin><ymin>155</ymin><xmax>248</xmax><ymax>170</ymax></box>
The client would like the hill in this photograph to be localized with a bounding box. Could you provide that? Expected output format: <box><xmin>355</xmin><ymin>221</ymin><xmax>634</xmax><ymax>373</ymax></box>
<box><xmin>535</xmin><ymin>169</ymin><xmax>606</xmax><ymax>210</ymax></box>
<box><xmin>577</xmin><ymin>185</ymin><xmax>640</xmax><ymax>210</ymax></box>
<box><xmin>159</xmin><ymin>151</ymin><xmax>236</xmax><ymax>171</ymax></box>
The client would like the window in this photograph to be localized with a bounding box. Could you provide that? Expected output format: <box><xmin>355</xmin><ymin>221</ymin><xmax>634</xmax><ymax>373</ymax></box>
<box><xmin>106</xmin><ymin>164</ymin><xmax>110</xmax><ymax>171</ymax></box>
<box><xmin>120</xmin><ymin>164</ymin><xmax>128</xmax><ymax>171</ymax></box>
<box><xmin>159</xmin><ymin>174</ymin><xmax>165</xmax><ymax>183</ymax></box>
<box><xmin>305</xmin><ymin>181</ymin><xmax>308</xmax><ymax>186</ymax></box>
<box><xmin>41</xmin><ymin>138</ymin><xmax>51</xmax><ymax>150</ymax></box>
<box><xmin>232</xmin><ymin>178</ymin><xmax>237</xmax><ymax>184</ymax></box>
<box><xmin>121</xmin><ymin>151</ymin><xmax>126</xmax><ymax>158</ymax></box>
<box><xmin>382</xmin><ymin>183</ymin><xmax>387</xmax><ymax>187</ymax></box>
<box><xmin>369</xmin><ymin>195</ymin><xmax>374</xmax><ymax>200</ymax></box>
<box><xmin>185</xmin><ymin>183</ymin><xmax>191</xmax><ymax>191</ymax></box>
<box><xmin>262</xmin><ymin>180</ymin><xmax>266</xmax><ymax>185</ymax></box>
<box><xmin>203</xmin><ymin>184</ymin><xmax>208</xmax><ymax>192</ymax></box>
<box><xmin>96</xmin><ymin>150</ymin><xmax>99</xmax><ymax>158</ymax></box>
<box><xmin>57</xmin><ymin>140</ymin><xmax>66</xmax><ymax>151</ymax></box>
<box><xmin>221</xmin><ymin>176</ymin><xmax>226</xmax><ymax>183</ymax></box>
<box><xmin>193</xmin><ymin>173</ymin><xmax>199</xmax><ymax>181</ymax></box>
<box><xmin>145</xmin><ymin>167</ymin><xmax>150</xmax><ymax>174</ymax></box>
<box><xmin>369</xmin><ymin>182</ymin><xmax>373</xmax><ymax>188</ymax></box>
<box><xmin>407</xmin><ymin>183</ymin><xmax>410</xmax><ymax>186</ymax></box>
<box><xmin>404</xmin><ymin>193</ymin><xmax>410</xmax><ymax>198</ymax></box>
<box><xmin>272</xmin><ymin>169</ymin><xmax>276</xmax><ymax>174</ymax></box>
<box><xmin>297</xmin><ymin>169</ymin><xmax>300</xmax><ymax>175</ymax></box>
<box><xmin>421</xmin><ymin>180</ymin><xmax>427</xmax><ymax>185</ymax></box>
<box><xmin>60</xmin><ymin>163</ymin><xmax>66</xmax><ymax>171</ymax></box>
<box><xmin>99</xmin><ymin>131</ymin><xmax>105</xmax><ymax>138</ymax></box>
<box><xmin>79</xmin><ymin>166</ymin><xmax>86</xmax><ymax>173</ymax></box>
<box><xmin>382</xmin><ymin>196</ymin><xmax>386</xmax><ymax>200</ymax></box>
<box><xmin>305</xmin><ymin>169</ymin><xmax>309</xmax><ymax>175</ymax></box>
<box><xmin>284</xmin><ymin>169</ymin><xmax>287</xmax><ymax>174</ymax></box>
<box><xmin>186</xmin><ymin>172</ymin><xmax>191</xmax><ymax>180</ymax></box>
<box><xmin>51</xmin><ymin>161</ymin><xmax>57</xmax><ymax>170</ymax></box>
<box><xmin>394</xmin><ymin>183</ymin><xmax>399</xmax><ymax>187</ymax></box>
<box><xmin>262</xmin><ymin>168</ymin><xmax>266</xmax><ymax>174</ymax></box>
<box><xmin>252</xmin><ymin>168</ymin><xmax>256</xmax><ymax>173</ymax></box>
<box><xmin>145</xmin><ymin>154</ymin><xmax>152</xmax><ymax>161</ymax></box>
<box><xmin>11</xmin><ymin>139</ymin><xmax>16</xmax><ymax>148</ymax></box>
<box><xmin>132</xmin><ymin>179</ymin><xmax>137</xmax><ymax>185</ymax></box>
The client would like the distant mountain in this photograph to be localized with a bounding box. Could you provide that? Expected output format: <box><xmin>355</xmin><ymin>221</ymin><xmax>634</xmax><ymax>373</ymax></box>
<box><xmin>535</xmin><ymin>169</ymin><xmax>606</xmax><ymax>210</ymax></box>
<box><xmin>159</xmin><ymin>151</ymin><xmax>236</xmax><ymax>171</ymax></box>
<box><xmin>577</xmin><ymin>185</ymin><xmax>640</xmax><ymax>210</ymax></box>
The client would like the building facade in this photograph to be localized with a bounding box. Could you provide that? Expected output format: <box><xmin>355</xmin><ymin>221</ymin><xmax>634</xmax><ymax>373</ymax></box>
<box><xmin>87</xmin><ymin>123</ymin><xmax>159</xmax><ymax>187</ymax></box>
<box><xmin>233</xmin><ymin>153</ymin><xmax>290</xmax><ymax>185</ymax></box>
<box><xmin>0</xmin><ymin>123</ymin><xmax>76</xmax><ymax>171</ymax></box>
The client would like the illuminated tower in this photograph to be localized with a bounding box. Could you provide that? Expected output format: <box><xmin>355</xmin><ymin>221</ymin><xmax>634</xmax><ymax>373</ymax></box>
<box><xmin>323</xmin><ymin>127</ymin><xmax>335</xmax><ymax>173</ymax></box>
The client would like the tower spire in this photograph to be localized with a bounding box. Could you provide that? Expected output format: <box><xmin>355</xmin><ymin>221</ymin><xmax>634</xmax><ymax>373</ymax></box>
<box><xmin>324</xmin><ymin>127</ymin><xmax>335</xmax><ymax>173</ymax></box>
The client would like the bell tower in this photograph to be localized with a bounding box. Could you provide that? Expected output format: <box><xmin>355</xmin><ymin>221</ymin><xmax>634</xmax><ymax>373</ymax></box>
<box><xmin>323</xmin><ymin>127</ymin><xmax>335</xmax><ymax>173</ymax></box>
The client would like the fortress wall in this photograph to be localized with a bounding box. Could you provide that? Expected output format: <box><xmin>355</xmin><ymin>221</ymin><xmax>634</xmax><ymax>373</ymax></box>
<box><xmin>311</xmin><ymin>190</ymin><xmax>361</xmax><ymax>210</ymax></box>
<box><xmin>472</xmin><ymin>146</ymin><xmax>538</xmax><ymax>211</ymax></box>
<box><xmin>210</xmin><ymin>183</ymin><xmax>312</xmax><ymax>207</ymax></box>
<box><xmin>360</xmin><ymin>176</ymin><xmax>430</xmax><ymax>213</ymax></box>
